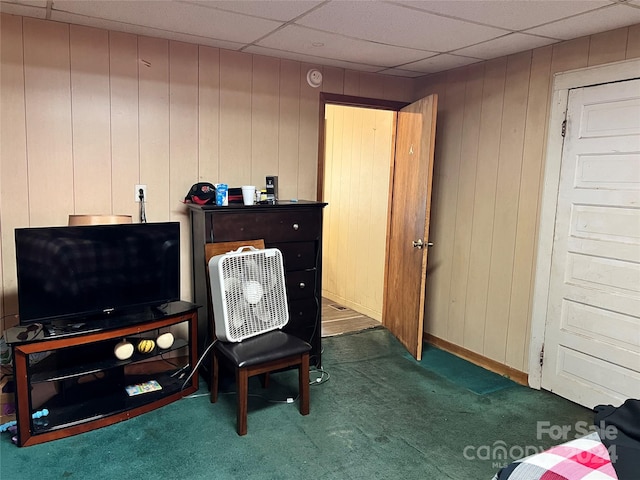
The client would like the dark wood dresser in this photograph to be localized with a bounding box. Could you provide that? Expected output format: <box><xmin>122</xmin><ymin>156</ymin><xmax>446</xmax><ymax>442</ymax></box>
<box><xmin>187</xmin><ymin>201</ymin><xmax>327</xmax><ymax>368</ymax></box>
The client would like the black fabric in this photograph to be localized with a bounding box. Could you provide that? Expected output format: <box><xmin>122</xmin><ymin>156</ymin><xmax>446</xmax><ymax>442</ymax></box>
<box><xmin>215</xmin><ymin>330</ymin><xmax>311</xmax><ymax>368</ymax></box>
<box><xmin>184</xmin><ymin>182</ymin><xmax>216</xmax><ymax>205</ymax></box>
<box><xmin>593</xmin><ymin>398</ymin><xmax>640</xmax><ymax>480</ymax></box>
<box><xmin>493</xmin><ymin>460</ymin><xmax>519</xmax><ymax>480</ymax></box>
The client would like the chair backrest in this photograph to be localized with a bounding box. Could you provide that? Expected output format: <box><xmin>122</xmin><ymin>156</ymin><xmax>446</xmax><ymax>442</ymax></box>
<box><xmin>204</xmin><ymin>239</ymin><xmax>265</xmax><ymax>263</ymax></box>
<box><xmin>205</xmin><ymin>240</ymin><xmax>265</xmax><ymax>337</ymax></box>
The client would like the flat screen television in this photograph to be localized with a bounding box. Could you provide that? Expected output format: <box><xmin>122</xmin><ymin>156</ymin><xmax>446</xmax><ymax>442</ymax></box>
<box><xmin>14</xmin><ymin>222</ymin><xmax>180</xmax><ymax>327</ymax></box>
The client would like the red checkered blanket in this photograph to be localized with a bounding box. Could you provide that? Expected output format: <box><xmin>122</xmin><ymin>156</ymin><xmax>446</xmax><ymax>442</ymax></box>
<box><xmin>492</xmin><ymin>432</ymin><xmax>618</xmax><ymax>480</ymax></box>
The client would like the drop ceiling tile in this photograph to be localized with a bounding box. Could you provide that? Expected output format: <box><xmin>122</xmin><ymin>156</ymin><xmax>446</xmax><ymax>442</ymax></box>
<box><xmin>53</xmin><ymin>0</ymin><xmax>282</xmax><ymax>44</ymax></box>
<box><xmin>9</xmin><ymin>0</ymin><xmax>47</xmax><ymax>6</ymax></box>
<box><xmin>295</xmin><ymin>1</ymin><xmax>508</xmax><ymax>52</ymax></box>
<box><xmin>257</xmin><ymin>25</ymin><xmax>436</xmax><ymax>68</ymax></box>
<box><xmin>525</xmin><ymin>3</ymin><xmax>640</xmax><ymax>39</ymax></box>
<box><xmin>453</xmin><ymin>33</ymin><xmax>559</xmax><ymax>59</ymax></box>
<box><xmin>244</xmin><ymin>45</ymin><xmax>381</xmax><ymax>72</ymax></box>
<box><xmin>396</xmin><ymin>0</ymin><xmax>612</xmax><ymax>31</ymax></box>
<box><xmin>401</xmin><ymin>53</ymin><xmax>482</xmax><ymax>74</ymax></box>
<box><xmin>50</xmin><ymin>10</ymin><xmax>247</xmax><ymax>51</ymax></box>
<box><xmin>0</xmin><ymin>1</ymin><xmax>46</xmax><ymax>17</ymax></box>
<box><xmin>184</xmin><ymin>0</ymin><xmax>324</xmax><ymax>22</ymax></box>
<box><xmin>375</xmin><ymin>67</ymin><xmax>428</xmax><ymax>78</ymax></box>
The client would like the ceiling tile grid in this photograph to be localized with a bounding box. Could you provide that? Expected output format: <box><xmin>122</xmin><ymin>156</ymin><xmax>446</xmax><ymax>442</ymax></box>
<box><xmin>1</xmin><ymin>0</ymin><xmax>639</xmax><ymax>77</ymax></box>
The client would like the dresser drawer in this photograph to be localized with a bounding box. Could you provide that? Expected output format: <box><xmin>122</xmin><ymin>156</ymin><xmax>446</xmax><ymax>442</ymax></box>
<box><xmin>285</xmin><ymin>270</ymin><xmax>316</xmax><ymax>300</ymax></box>
<box><xmin>276</xmin><ymin>242</ymin><xmax>316</xmax><ymax>271</ymax></box>
<box><xmin>208</xmin><ymin>209</ymin><xmax>322</xmax><ymax>243</ymax></box>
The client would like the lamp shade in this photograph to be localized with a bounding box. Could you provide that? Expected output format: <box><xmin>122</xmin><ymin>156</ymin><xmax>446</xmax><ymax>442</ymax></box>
<box><xmin>68</xmin><ymin>214</ymin><xmax>132</xmax><ymax>226</ymax></box>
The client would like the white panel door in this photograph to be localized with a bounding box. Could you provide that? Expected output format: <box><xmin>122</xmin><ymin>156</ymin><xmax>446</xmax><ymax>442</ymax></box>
<box><xmin>541</xmin><ymin>79</ymin><xmax>640</xmax><ymax>408</ymax></box>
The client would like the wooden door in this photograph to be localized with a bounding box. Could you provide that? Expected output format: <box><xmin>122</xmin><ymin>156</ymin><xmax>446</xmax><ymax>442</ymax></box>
<box><xmin>383</xmin><ymin>95</ymin><xmax>438</xmax><ymax>360</ymax></box>
<box><xmin>541</xmin><ymin>79</ymin><xmax>640</xmax><ymax>408</ymax></box>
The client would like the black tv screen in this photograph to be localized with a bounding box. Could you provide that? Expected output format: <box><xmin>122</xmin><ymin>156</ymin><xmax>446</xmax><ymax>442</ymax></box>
<box><xmin>15</xmin><ymin>222</ymin><xmax>180</xmax><ymax>325</ymax></box>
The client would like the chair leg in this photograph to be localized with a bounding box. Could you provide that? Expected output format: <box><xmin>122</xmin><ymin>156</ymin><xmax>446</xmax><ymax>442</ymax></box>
<box><xmin>236</xmin><ymin>367</ymin><xmax>249</xmax><ymax>436</ymax></box>
<box><xmin>210</xmin><ymin>351</ymin><xmax>219</xmax><ymax>404</ymax></box>
<box><xmin>299</xmin><ymin>353</ymin><xmax>310</xmax><ymax>416</ymax></box>
<box><xmin>259</xmin><ymin>373</ymin><xmax>270</xmax><ymax>389</ymax></box>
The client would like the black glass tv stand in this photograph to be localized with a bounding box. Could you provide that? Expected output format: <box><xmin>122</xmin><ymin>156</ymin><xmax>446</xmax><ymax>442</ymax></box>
<box><xmin>7</xmin><ymin>301</ymin><xmax>199</xmax><ymax>447</ymax></box>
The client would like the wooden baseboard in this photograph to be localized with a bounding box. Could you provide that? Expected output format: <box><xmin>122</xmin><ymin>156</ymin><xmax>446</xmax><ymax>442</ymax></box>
<box><xmin>423</xmin><ymin>333</ymin><xmax>528</xmax><ymax>386</ymax></box>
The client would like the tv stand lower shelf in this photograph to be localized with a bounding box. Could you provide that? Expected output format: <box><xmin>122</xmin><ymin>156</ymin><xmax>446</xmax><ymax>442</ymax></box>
<box><xmin>10</xmin><ymin>303</ymin><xmax>198</xmax><ymax>447</ymax></box>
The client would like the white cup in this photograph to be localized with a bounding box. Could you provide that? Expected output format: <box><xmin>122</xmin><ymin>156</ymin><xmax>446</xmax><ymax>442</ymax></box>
<box><xmin>241</xmin><ymin>185</ymin><xmax>256</xmax><ymax>205</ymax></box>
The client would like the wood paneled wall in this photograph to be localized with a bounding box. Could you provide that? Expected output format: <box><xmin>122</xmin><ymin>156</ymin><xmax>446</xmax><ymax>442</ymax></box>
<box><xmin>2</xmin><ymin>12</ymin><xmax>637</xmax><ymax>378</ymax></box>
<box><xmin>0</xmin><ymin>14</ymin><xmax>413</xmax><ymax>327</ymax></box>
<box><xmin>322</xmin><ymin>105</ymin><xmax>394</xmax><ymax>320</ymax></box>
<box><xmin>415</xmin><ymin>25</ymin><xmax>640</xmax><ymax>373</ymax></box>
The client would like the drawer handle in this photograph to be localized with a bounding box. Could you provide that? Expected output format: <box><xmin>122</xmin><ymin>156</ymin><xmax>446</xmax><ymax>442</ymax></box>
<box><xmin>292</xmin><ymin>223</ymin><xmax>299</xmax><ymax>230</ymax></box>
<box><xmin>299</xmin><ymin>282</ymin><xmax>306</xmax><ymax>289</ymax></box>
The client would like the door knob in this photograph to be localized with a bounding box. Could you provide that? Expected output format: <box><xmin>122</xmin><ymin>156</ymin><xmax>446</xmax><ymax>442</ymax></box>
<box><xmin>412</xmin><ymin>239</ymin><xmax>434</xmax><ymax>249</ymax></box>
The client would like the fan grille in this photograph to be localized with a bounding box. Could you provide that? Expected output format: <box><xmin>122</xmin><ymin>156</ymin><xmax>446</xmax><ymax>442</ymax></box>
<box><xmin>210</xmin><ymin>248</ymin><xmax>289</xmax><ymax>342</ymax></box>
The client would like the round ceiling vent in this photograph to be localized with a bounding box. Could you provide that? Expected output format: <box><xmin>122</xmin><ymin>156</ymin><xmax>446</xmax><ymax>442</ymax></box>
<box><xmin>306</xmin><ymin>69</ymin><xmax>323</xmax><ymax>88</ymax></box>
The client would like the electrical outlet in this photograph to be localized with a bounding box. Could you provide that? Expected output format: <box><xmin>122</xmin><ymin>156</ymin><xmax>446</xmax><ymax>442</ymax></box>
<box><xmin>135</xmin><ymin>184</ymin><xmax>147</xmax><ymax>203</ymax></box>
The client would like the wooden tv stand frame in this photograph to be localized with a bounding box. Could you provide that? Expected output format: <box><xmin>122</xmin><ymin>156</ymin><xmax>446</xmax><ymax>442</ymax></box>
<box><xmin>10</xmin><ymin>302</ymin><xmax>198</xmax><ymax>447</ymax></box>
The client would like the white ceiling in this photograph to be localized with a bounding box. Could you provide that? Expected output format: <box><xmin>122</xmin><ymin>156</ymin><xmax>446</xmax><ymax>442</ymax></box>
<box><xmin>2</xmin><ymin>0</ymin><xmax>640</xmax><ymax>78</ymax></box>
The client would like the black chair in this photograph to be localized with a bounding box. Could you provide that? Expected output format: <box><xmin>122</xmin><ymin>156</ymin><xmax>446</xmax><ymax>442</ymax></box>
<box><xmin>205</xmin><ymin>241</ymin><xmax>311</xmax><ymax>435</ymax></box>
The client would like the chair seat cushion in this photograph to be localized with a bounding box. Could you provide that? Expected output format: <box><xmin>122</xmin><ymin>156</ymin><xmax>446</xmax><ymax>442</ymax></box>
<box><xmin>214</xmin><ymin>330</ymin><xmax>311</xmax><ymax>368</ymax></box>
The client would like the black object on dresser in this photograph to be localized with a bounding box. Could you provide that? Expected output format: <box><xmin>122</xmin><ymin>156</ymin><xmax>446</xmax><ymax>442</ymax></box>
<box><xmin>187</xmin><ymin>201</ymin><xmax>327</xmax><ymax>368</ymax></box>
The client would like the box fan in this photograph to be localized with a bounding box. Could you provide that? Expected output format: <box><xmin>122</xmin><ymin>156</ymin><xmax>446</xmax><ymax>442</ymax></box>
<box><xmin>208</xmin><ymin>246</ymin><xmax>289</xmax><ymax>342</ymax></box>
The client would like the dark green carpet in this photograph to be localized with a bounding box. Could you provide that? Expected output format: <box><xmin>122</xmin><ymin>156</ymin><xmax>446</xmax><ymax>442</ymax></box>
<box><xmin>404</xmin><ymin>345</ymin><xmax>517</xmax><ymax>395</ymax></box>
<box><xmin>0</xmin><ymin>328</ymin><xmax>592</xmax><ymax>479</ymax></box>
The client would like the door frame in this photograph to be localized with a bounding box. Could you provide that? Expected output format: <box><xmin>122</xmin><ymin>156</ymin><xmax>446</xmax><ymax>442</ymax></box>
<box><xmin>316</xmin><ymin>93</ymin><xmax>408</xmax><ymax>202</ymax></box>
<box><xmin>528</xmin><ymin>58</ymin><xmax>640</xmax><ymax>389</ymax></box>
<box><xmin>316</xmin><ymin>93</ymin><xmax>408</xmax><ymax>328</ymax></box>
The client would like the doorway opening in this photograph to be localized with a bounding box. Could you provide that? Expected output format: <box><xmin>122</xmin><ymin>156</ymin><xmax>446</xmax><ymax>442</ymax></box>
<box><xmin>317</xmin><ymin>94</ymin><xmax>406</xmax><ymax>338</ymax></box>
<box><xmin>317</xmin><ymin>93</ymin><xmax>438</xmax><ymax>360</ymax></box>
